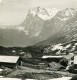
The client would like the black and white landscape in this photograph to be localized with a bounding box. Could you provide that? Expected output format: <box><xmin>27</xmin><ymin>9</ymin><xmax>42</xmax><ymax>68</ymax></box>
<box><xmin>0</xmin><ymin>0</ymin><xmax>77</xmax><ymax>80</ymax></box>
<box><xmin>1</xmin><ymin>7</ymin><xmax>77</xmax><ymax>47</ymax></box>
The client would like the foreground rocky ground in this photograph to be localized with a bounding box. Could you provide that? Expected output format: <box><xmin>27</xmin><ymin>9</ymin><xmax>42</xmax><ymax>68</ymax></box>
<box><xmin>0</xmin><ymin>66</ymin><xmax>76</xmax><ymax>80</ymax></box>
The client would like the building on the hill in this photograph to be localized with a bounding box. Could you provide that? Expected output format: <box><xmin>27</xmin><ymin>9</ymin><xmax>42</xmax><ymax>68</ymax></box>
<box><xmin>65</xmin><ymin>54</ymin><xmax>77</xmax><ymax>71</ymax></box>
<box><xmin>0</xmin><ymin>55</ymin><xmax>22</xmax><ymax>68</ymax></box>
<box><xmin>63</xmin><ymin>53</ymin><xmax>74</xmax><ymax>66</ymax></box>
<box><xmin>68</xmin><ymin>55</ymin><xmax>77</xmax><ymax>66</ymax></box>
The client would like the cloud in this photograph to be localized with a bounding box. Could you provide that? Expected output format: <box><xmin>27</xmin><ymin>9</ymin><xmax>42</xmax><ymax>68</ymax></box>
<box><xmin>26</xmin><ymin>0</ymin><xmax>76</xmax><ymax>10</ymax></box>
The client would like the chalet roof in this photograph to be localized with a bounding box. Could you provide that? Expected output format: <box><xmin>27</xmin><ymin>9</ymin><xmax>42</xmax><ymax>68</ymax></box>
<box><xmin>0</xmin><ymin>78</ymin><xmax>21</xmax><ymax>80</ymax></box>
<box><xmin>42</xmin><ymin>55</ymin><xmax>63</xmax><ymax>59</ymax></box>
<box><xmin>0</xmin><ymin>55</ymin><xmax>20</xmax><ymax>63</ymax></box>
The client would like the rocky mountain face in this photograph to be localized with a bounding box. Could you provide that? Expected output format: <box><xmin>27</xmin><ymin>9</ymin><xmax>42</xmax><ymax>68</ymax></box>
<box><xmin>21</xmin><ymin>7</ymin><xmax>59</xmax><ymax>38</ymax></box>
<box><xmin>0</xmin><ymin>7</ymin><xmax>59</xmax><ymax>47</ymax></box>
<box><xmin>35</xmin><ymin>8</ymin><xmax>77</xmax><ymax>47</ymax></box>
<box><xmin>0</xmin><ymin>7</ymin><xmax>77</xmax><ymax>47</ymax></box>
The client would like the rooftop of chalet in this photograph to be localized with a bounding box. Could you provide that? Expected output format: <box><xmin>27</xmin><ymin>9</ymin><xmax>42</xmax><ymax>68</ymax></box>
<box><xmin>42</xmin><ymin>55</ymin><xmax>63</xmax><ymax>59</ymax></box>
<box><xmin>0</xmin><ymin>55</ymin><xmax>20</xmax><ymax>63</ymax></box>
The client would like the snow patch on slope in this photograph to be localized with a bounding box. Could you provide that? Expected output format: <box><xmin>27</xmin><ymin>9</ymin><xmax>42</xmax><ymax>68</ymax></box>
<box><xmin>52</xmin><ymin>43</ymin><xmax>63</xmax><ymax>51</ymax></box>
<box><xmin>57</xmin><ymin>17</ymin><xmax>69</xmax><ymax>21</ymax></box>
<box><xmin>16</xmin><ymin>26</ymin><xmax>24</xmax><ymax>31</ymax></box>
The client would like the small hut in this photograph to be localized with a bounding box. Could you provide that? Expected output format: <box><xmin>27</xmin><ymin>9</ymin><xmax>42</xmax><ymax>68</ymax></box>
<box><xmin>0</xmin><ymin>55</ymin><xmax>22</xmax><ymax>68</ymax></box>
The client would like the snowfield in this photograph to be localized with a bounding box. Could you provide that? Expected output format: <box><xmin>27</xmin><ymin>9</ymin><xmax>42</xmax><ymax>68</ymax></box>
<box><xmin>30</xmin><ymin>7</ymin><xmax>59</xmax><ymax>20</ymax></box>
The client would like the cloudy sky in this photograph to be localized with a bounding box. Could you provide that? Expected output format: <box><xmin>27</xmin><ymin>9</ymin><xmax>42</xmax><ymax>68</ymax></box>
<box><xmin>0</xmin><ymin>0</ymin><xmax>76</xmax><ymax>25</ymax></box>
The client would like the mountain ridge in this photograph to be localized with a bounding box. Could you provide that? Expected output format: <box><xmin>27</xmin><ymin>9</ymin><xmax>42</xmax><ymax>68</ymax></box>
<box><xmin>0</xmin><ymin>7</ymin><xmax>77</xmax><ymax>47</ymax></box>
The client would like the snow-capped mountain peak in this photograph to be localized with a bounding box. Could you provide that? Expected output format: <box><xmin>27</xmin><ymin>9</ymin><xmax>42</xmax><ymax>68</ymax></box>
<box><xmin>29</xmin><ymin>7</ymin><xmax>59</xmax><ymax>20</ymax></box>
<box><xmin>56</xmin><ymin>8</ymin><xmax>77</xmax><ymax>21</ymax></box>
<box><xmin>64</xmin><ymin>8</ymin><xmax>77</xmax><ymax>16</ymax></box>
<box><xmin>58</xmin><ymin>8</ymin><xmax>77</xmax><ymax>17</ymax></box>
